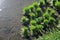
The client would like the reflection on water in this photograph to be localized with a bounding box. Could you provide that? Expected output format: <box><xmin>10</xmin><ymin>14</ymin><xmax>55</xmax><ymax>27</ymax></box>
<box><xmin>0</xmin><ymin>9</ymin><xmax>2</xmax><ymax>11</ymax></box>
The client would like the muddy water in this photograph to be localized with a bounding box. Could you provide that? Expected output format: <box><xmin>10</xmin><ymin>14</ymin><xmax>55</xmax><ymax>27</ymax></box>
<box><xmin>0</xmin><ymin>0</ymin><xmax>39</xmax><ymax>40</ymax></box>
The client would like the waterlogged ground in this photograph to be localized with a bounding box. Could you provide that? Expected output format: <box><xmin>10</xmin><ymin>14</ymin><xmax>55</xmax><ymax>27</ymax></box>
<box><xmin>0</xmin><ymin>0</ymin><xmax>39</xmax><ymax>40</ymax></box>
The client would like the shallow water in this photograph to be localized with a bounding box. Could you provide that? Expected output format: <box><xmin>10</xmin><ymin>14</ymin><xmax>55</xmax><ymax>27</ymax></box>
<box><xmin>0</xmin><ymin>0</ymin><xmax>39</xmax><ymax>40</ymax></box>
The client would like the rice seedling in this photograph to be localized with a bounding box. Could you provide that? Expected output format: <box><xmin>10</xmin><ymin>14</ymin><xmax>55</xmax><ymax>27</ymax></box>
<box><xmin>36</xmin><ymin>17</ymin><xmax>43</xmax><ymax>24</ymax></box>
<box><xmin>43</xmin><ymin>12</ymin><xmax>50</xmax><ymax>20</ymax></box>
<box><xmin>30</xmin><ymin>20</ymin><xmax>37</xmax><ymax>25</ymax></box>
<box><xmin>29</xmin><ymin>12</ymin><xmax>35</xmax><ymax>19</ymax></box>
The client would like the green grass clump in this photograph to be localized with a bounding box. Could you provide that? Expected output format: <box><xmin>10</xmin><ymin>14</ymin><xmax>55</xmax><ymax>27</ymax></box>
<box><xmin>21</xmin><ymin>0</ymin><xmax>59</xmax><ymax>39</ymax></box>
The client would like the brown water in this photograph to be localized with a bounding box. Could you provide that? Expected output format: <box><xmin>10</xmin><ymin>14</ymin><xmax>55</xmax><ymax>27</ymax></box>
<box><xmin>0</xmin><ymin>0</ymin><xmax>39</xmax><ymax>40</ymax></box>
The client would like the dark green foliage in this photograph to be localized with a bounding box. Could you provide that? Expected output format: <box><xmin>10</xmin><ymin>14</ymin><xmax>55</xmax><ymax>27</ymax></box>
<box><xmin>45</xmin><ymin>0</ymin><xmax>47</xmax><ymax>3</ymax></box>
<box><xmin>53</xmin><ymin>0</ymin><xmax>57</xmax><ymax>6</ymax></box>
<box><xmin>21</xmin><ymin>0</ymin><xmax>59</xmax><ymax>39</ymax></box>
<box><xmin>58</xmin><ymin>0</ymin><xmax>60</xmax><ymax>1</ymax></box>
<box><xmin>44</xmin><ymin>0</ymin><xmax>50</xmax><ymax>6</ymax></box>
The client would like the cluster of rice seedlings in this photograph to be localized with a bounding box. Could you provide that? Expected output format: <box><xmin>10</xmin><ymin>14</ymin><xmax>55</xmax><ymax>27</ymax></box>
<box><xmin>20</xmin><ymin>0</ymin><xmax>59</xmax><ymax>39</ymax></box>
